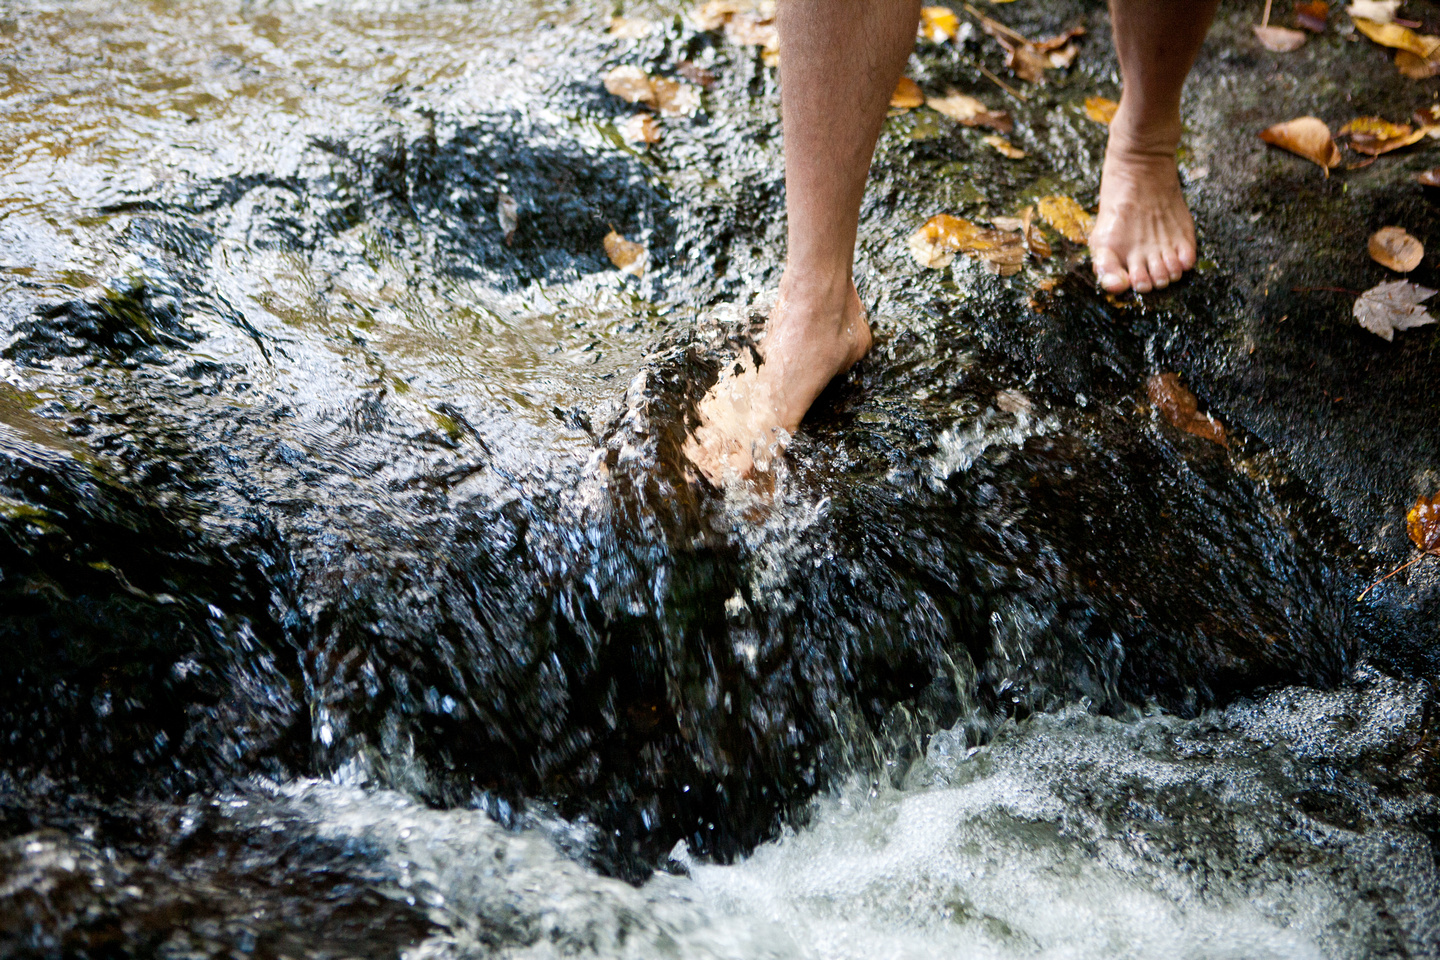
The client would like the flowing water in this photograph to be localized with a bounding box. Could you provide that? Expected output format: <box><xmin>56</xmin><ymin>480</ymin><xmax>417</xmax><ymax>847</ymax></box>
<box><xmin>1</xmin><ymin>0</ymin><xmax>1438</xmax><ymax>956</ymax></box>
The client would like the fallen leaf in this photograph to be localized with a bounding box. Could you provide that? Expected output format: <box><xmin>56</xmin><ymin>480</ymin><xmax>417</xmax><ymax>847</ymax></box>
<box><xmin>1408</xmin><ymin>493</ymin><xmax>1440</xmax><ymax>553</ymax></box>
<box><xmin>1296</xmin><ymin>0</ymin><xmax>1329</xmax><ymax>30</ymax></box>
<box><xmin>1353</xmin><ymin>279</ymin><xmax>1437</xmax><ymax>340</ymax></box>
<box><xmin>652</xmin><ymin>77</ymin><xmax>700</xmax><ymax>116</ymax></box>
<box><xmin>1035</xmin><ymin>195</ymin><xmax>1094</xmax><ymax>243</ymax></box>
<box><xmin>1258</xmin><ymin>116</ymin><xmax>1342</xmax><ymax>173</ymax></box>
<box><xmin>1395</xmin><ymin>48</ymin><xmax>1440</xmax><ymax>77</ymax></box>
<box><xmin>676</xmin><ymin>60</ymin><xmax>717</xmax><ymax>87</ymax></box>
<box><xmin>1046</xmin><ymin>42</ymin><xmax>1080</xmax><ymax>68</ymax></box>
<box><xmin>891</xmin><ymin>77</ymin><xmax>926</xmax><ymax>109</ymax></box>
<box><xmin>497</xmin><ymin>191</ymin><xmax>519</xmax><ymax>244</ymax></box>
<box><xmin>1034</xmin><ymin>26</ymin><xmax>1087</xmax><ymax>52</ymax></box>
<box><xmin>1255</xmin><ymin>25</ymin><xmax>1308</xmax><ymax>49</ymax></box>
<box><xmin>620</xmin><ymin>112</ymin><xmax>662</xmax><ymax>144</ymax></box>
<box><xmin>1340</xmin><ymin>115</ymin><xmax>1427</xmax><ymax>153</ymax></box>
<box><xmin>1146</xmin><ymin>373</ymin><xmax>1228</xmax><ymax>447</ymax></box>
<box><xmin>984</xmin><ymin>134</ymin><xmax>1026</xmax><ymax>158</ymax></box>
<box><xmin>977</xmin><ymin>231</ymin><xmax>1026</xmax><ymax>275</ymax></box>
<box><xmin>726</xmin><ymin>11</ymin><xmax>779</xmax><ymax>52</ymax></box>
<box><xmin>1414</xmin><ymin>105</ymin><xmax>1440</xmax><ymax>126</ymax></box>
<box><xmin>604</xmin><ymin>230</ymin><xmax>647</xmax><ymax>277</ymax></box>
<box><xmin>1347</xmin><ymin>0</ymin><xmax>1400</xmax><ymax>22</ymax></box>
<box><xmin>1351</xmin><ymin>17</ymin><xmax>1440</xmax><ymax>57</ymax></box>
<box><xmin>920</xmin><ymin>5</ymin><xmax>960</xmax><ymax>41</ymax></box>
<box><xmin>927</xmin><ymin>89</ymin><xmax>1013</xmax><ymax>132</ymax></box>
<box><xmin>604</xmin><ymin>65</ymin><xmax>657</xmax><ymax>106</ymax></box>
<box><xmin>1022</xmin><ymin>206</ymin><xmax>1052</xmax><ymax>259</ymax></box>
<box><xmin>1084</xmin><ymin>95</ymin><xmax>1119</xmax><ymax>124</ymax></box>
<box><xmin>909</xmin><ymin>214</ymin><xmax>980</xmax><ymax>269</ymax></box>
<box><xmin>608</xmin><ymin>16</ymin><xmax>654</xmax><ymax>38</ymax></box>
<box><xmin>975</xmin><ymin>15</ymin><xmax>1083</xmax><ymax>84</ymax></box>
<box><xmin>691</xmin><ymin>0</ymin><xmax>744</xmax><ymax>31</ymax></box>
<box><xmin>1005</xmin><ymin>42</ymin><xmax>1052</xmax><ymax>83</ymax></box>
<box><xmin>1369</xmin><ymin>226</ymin><xmax>1425</xmax><ymax>271</ymax></box>
<box><xmin>1416</xmin><ymin>167</ymin><xmax>1440</xmax><ymax>186</ymax></box>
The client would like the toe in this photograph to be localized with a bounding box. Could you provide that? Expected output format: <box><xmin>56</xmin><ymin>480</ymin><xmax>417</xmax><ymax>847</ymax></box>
<box><xmin>1127</xmin><ymin>252</ymin><xmax>1154</xmax><ymax>294</ymax></box>
<box><xmin>1161</xmin><ymin>248</ymin><xmax>1185</xmax><ymax>283</ymax></box>
<box><xmin>1175</xmin><ymin>240</ymin><xmax>1197</xmax><ymax>272</ymax></box>
<box><xmin>1092</xmin><ymin>247</ymin><xmax>1129</xmax><ymax>293</ymax></box>
<box><xmin>1147</xmin><ymin>251</ymin><xmax>1172</xmax><ymax>290</ymax></box>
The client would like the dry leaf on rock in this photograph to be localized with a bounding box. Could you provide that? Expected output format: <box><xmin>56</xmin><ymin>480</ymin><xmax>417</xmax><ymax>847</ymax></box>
<box><xmin>1296</xmin><ymin>0</ymin><xmax>1329</xmax><ymax>30</ymax></box>
<box><xmin>1084</xmin><ymin>96</ymin><xmax>1119</xmax><ymax>124</ymax></box>
<box><xmin>891</xmin><ymin>78</ymin><xmax>926</xmax><ymax>109</ymax></box>
<box><xmin>1368</xmin><ymin>226</ymin><xmax>1424</xmax><ymax>271</ymax></box>
<box><xmin>919</xmin><ymin>5</ymin><xmax>960</xmax><ymax>41</ymax></box>
<box><xmin>1416</xmin><ymin>167</ymin><xmax>1440</xmax><ymax>186</ymax></box>
<box><xmin>975</xmin><ymin>14</ymin><xmax>1083</xmax><ymax>84</ymax></box>
<box><xmin>604</xmin><ymin>65</ymin><xmax>658</xmax><ymax>106</ymax></box>
<box><xmin>1146</xmin><ymin>373</ymin><xmax>1228</xmax><ymax>447</ymax></box>
<box><xmin>725</xmin><ymin>11</ymin><xmax>779</xmax><ymax>52</ymax></box>
<box><xmin>608</xmin><ymin>17</ymin><xmax>654</xmax><ymax>38</ymax></box>
<box><xmin>1036</xmin><ymin>195</ymin><xmax>1094</xmax><ymax>243</ymax></box>
<box><xmin>984</xmin><ymin>134</ymin><xmax>1026</xmax><ymax>158</ymax></box>
<box><xmin>909</xmin><ymin>214</ymin><xmax>980</xmax><ymax>269</ymax></box>
<box><xmin>1348</xmin><ymin>0</ymin><xmax>1400</xmax><ymax>22</ymax></box>
<box><xmin>1254</xmin><ymin>25</ymin><xmax>1308</xmax><ymax>49</ymax></box>
<box><xmin>977</xmin><ymin>231</ymin><xmax>1027</xmax><ymax>275</ymax></box>
<box><xmin>604</xmin><ymin>230</ymin><xmax>647</xmax><ymax>277</ymax></box>
<box><xmin>1340</xmin><ymin>115</ymin><xmax>1426</xmax><ymax>154</ymax></box>
<box><xmin>652</xmin><ymin>77</ymin><xmax>700</xmax><ymax>117</ymax></box>
<box><xmin>1353</xmin><ymin>279</ymin><xmax>1437</xmax><ymax>340</ymax></box>
<box><xmin>1351</xmin><ymin>17</ymin><xmax>1440</xmax><ymax>57</ymax></box>
<box><xmin>1258</xmin><ymin>117</ymin><xmax>1342</xmax><ymax>173</ymax></box>
<box><xmin>620</xmin><ymin>113</ymin><xmax>662</xmax><ymax>145</ymax></box>
<box><xmin>1408</xmin><ymin>494</ymin><xmax>1440</xmax><ymax>553</ymax></box>
<box><xmin>1022</xmin><ymin>207</ymin><xmax>1052</xmax><ymax>259</ymax></box>
<box><xmin>927</xmin><ymin>89</ymin><xmax>1013</xmax><ymax>132</ymax></box>
<box><xmin>676</xmin><ymin>60</ymin><xmax>717</xmax><ymax>88</ymax></box>
<box><xmin>1395</xmin><ymin>48</ymin><xmax>1440</xmax><ymax>77</ymax></box>
<box><xmin>691</xmin><ymin>0</ymin><xmax>744</xmax><ymax>31</ymax></box>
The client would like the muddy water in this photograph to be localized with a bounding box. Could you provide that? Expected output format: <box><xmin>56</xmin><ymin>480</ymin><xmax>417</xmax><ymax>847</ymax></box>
<box><xmin>1</xmin><ymin>0</ymin><xmax>1438</xmax><ymax>956</ymax></box>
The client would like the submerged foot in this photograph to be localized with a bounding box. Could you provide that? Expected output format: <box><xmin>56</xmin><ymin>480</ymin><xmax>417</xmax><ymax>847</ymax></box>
<box><xmin>1089</xmin><ymin>106</ymin><xmax>1197</xmax><ymax>295</ymax></box>
<box><xmin>683</xmin><ymin>279</ymin><xmax>871</xmax><ymax>486</ymax></box>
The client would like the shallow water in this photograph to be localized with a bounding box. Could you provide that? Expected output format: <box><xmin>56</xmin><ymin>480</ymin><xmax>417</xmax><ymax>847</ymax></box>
<box><xmin>1</xmin><ymin>0</ymin><xmax>1438</xmax><ymax>954</ymax></box>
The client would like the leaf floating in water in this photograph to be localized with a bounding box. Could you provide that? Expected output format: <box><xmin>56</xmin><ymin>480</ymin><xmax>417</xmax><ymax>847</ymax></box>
<box><xmin>608</xmin><ymin>16</ymin><xmax>654</xmax><ymax>38</ymax></box>
<box><xmin>1035</xmin><ymin>195</ymin><xmax>1094</xmax><ymax>243</ymax></box>
<box><xmin>652</xmin><ymin>77</ymin><xmax>701</xmax><ymax>116</ymax></box>
<box><xmin>919</xmin><ymin>6</ymin><xmax>960</xmax><ymax>42</ymax></box>
<box><xmin>1254</xmin><ymin>25</ymin><xmax>1308</xmax><ymax>50</ymax></box>
<box><xmin>1258</xmin><ymin>117</ymin><xmax>1341</xmax><ymax>173</ymax></box>
<box><xmin>604</xmin><ymin>65</ymin><xmax>658</xmax><ymax>106</ymax></box>
<box><xmin>604</xmin><ymin>230</ymin><xmax>647</xmax><ymax>277</ymax></box>
<box><xmin>1295</xmin><ymin>0</ymin><xmax>1329</xmax><ymax>31</ymax></box>
<box><xmin>927</xmin><ymin>89</ymin><xmax>1013</xmax><ymax>132</ymax></box>
<box><xmin>1347</xmin><ymin>0</ymin><xmax>1400</xmax><ymax>22</ymax></box>
<box><xmin>984</xmin><ymin>134</ymin><xmax>1026</xmax><ymax>158</ymax></box>
<box><xmin>1351</xmin><ymin>16</ymin><xmax>1440</xmax><ymax>57</ymax></box>
<box><xmin>1146</xmin><ymin>373</ymin><xmax>1228</xmax><ymax>447</ymax></box>
<box><xmin>1368</xmin><ymin>226</ymin><xmax>1424</xmax><ymax>272</ymax></box>
<box><xmin>890</xmin><ymin>77</ymin><xmax>926</xmax><ymax>109</ymax></box>
<box><xmin>1084</xmin><ymin>96</ymin><xmax>1119</xmax><ymax>124</ymax></box>
<box><xmin>1340</xmin><ymin>116</ymin><xmax>1427</xmax><ymax>154</ymax></box>
<box><xmin>1353</xmin><ymin>279</ymin><xmax>1436</xmax><ymax>340</ymax></box>
<box><xmin>620</xmin><ymin>113</ymin><xmax>662</xmax><ymax>145</ymax></box>
<box><xmin>1408</xmin><ymin>494</ymin><xmax>1440</xmax><ymax>554</ymax></box>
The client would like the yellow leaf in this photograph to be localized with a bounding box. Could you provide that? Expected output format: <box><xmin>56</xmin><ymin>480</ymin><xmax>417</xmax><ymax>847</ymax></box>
<box><xmin>1035</xmin><ymin>195</ymin><xmax>1095</xmax><ymax>243</ymax></box>
<box><xmin>1352</xmin><ymin>17</ymin><xmax>1440</xmax><ymax>58</ymax></box>
<box><xmin>919</xmin><ymin>6</ymin><xmax>959</xmax><ymax>42</ymax></box>
<box><xmin>1258</xmin><ymin>116</ymin><xmax>1342</xmax><ymax>173</ymax></box>
<box><xmin>927</xmin><ymin>89</ymin><xmax>1013</xmax><ymax>132</ymax></box>
<box><xmin>890</xmin><ymin>77</ymin><xmax>926</xmax><ymax>109</ymax></box>
<box><xmin>1084</xmin><ymin>96</ymin><xmax>1119</xmax><ymax>124</ymax></box>
<box><xmin>908</xmin><ymin>214</ymin><xmax>984</xmax><ymax>269</ymax></box>
<box><xmin>604</xmin><ymin>231</ymin><xmax>646</xmax><ymax>277</ymax></box>
<box><xmin>1368</xmin><ymin>226</ymin><xmax>1424</xmax><ymax>272</ymax></box>
<box><xmin>984</xmin><ymin>134</ymin><xmax>1026</xmax><ymax>158</ymax></box>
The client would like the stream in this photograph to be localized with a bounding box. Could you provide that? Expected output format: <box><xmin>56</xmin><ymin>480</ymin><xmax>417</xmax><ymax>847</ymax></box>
<box><xmin>1</xmin><ymin>0</ymin><xmax>1438</xmax><ymax>956</ymax></box>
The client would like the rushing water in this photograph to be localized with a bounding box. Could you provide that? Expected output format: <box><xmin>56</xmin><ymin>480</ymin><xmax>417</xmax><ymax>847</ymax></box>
<box><xmin>1</xmin><ymin>0</ymin><xmax>1438</xmax><ymax>956</ymax></box>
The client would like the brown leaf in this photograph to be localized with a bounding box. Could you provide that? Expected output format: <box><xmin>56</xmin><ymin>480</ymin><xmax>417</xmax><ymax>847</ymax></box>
<box><xmin>1395</xmin><ymin>48</ymin><xmax>1440</xmax><ymax>77</ymax></box>
<box><xmin>908</xmin><ymin>214</ymin><xmax>982</xmax><ymax>269</ymax></box>
<box><xmin>603</xmin><ymin>65</ymin><xmax>658</xmax><ymax>107</ymax></box>
<box><xmin>1023</xmin><ymin>209</ymin><xmax>1053</xmax><ymax>259</ymax></box>
<box><xmin>1416</xmin><ymin>167</ymin><xmax>1440</xmax><ymax>186</ymax></box>
<box><xmin>1408</xmin><ymin>493</ymin><xmax>1440</xmax><ymax>554</ymax></box>
<box><xmin>603</xmin><ymin>230</ymin><xmax>647</xmax><ymax>277</ymax></box>
<box><xmin>1353</xmin><ymin>279</ymin><xmax>1437</xmax><ymax>340</ymax></box>
<box><xmin>1046</xmin><ymin>42</ymin><xmax>1080</xmax><ymax>69</ymax></box>
<box><xmin>651</xmin><ymin>77</ymin><xmax>700</xmax><ymax>117</ymax></box>
<box><xmin>691</xmin><ymin>0</ymin><xmax>744</xmax><ymax>31</ymax></box>
<box><xmin>1351</xmin><ymin>17</ymin><xmax>1440</xmax><ymax>58</ymax></box>
<box><xmin>608</xmin><ymin>16</ymin><xmax>654</xmax><ymax>38</ymax></box>
<box><xmin>1254</xmin><ymin>25</ymin><xmax>1308</xmax><ymax>50</ymax></box>
<box><xmin>1295</xmin><ymin>0</ymin><xmax>1329</xmax><ymax>31</ymax></box>
<box><xmin>676</xmin><ymin>60</ymin><xmax>717</xmax><ymax>88</ymax></box>
<box><xmin>927</xmin><ymin>89</ymin><xmax>1013</xmax><ymax>132</ymax></box>
<box><xmin>1035</xmin><ymin>195</ymin><xmax>1094</xmax><ymax>243</ymax></box>
<box><xmin>977</xmin><ymin>231</ymin><xmax>1027</xmax><ymax>276</ymax></box>
<box><xmin>1034</xmin><ymin>26</ymin><xmax>1087</xmax><ymax>53</ymax></box>
<box><xmin>1368</xmin><ymin>226</ymin><xmax>1424</xmax><ymax>271</ymax></box>
<box><xmin>919</xmin><ymin>5</ymin><xmax>960</xmax><ymax>42</ymax></box>
<box><xmin>1005</xmin><ymin>42</ymin><xmax>1052</xmax><ymax>84</ymax></box>
<box><xmin>1341</xmin><ymin>115</ymin><xmax>1427</xmax><ymax>154</ymax></box>
<box><xmin>1146</xmin><ymin>373</ymin><xmax>1228</xmax><ymax>447</ymax></box>
<box><xmin>1258</xmin><ymin>117</ymin><xmax>1342</xmax><ymax>173</ymax></box>
<box><xmin>1084</xmin><ymin>96</ymin><xmax>1119</xmax><ymax>124</ymax></box>
<box><xmin>725</xmin><ymin>11</ymin><xmax>779</xmax><ymax>51</ymax></box>
<box><xmin>891</xmin><ymin>77</ymin><xmax>926</xmax><ymax>109</ymax></box>
<box><xmin>620</xmin><ymin>113</ymin><xmax>662</xmax><ymax>145</ymax></box>
<box><xmin>984</xmin><ymin>134</ymin><xmax>1026</xmax><ymax>158</ymax></box>
<box><xmin>1415</xmin><ymin>105</ymin><xmax>1440</xmax><ymax>126</ymax></box>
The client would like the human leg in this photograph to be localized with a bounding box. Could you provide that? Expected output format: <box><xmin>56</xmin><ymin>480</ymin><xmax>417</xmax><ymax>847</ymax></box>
<box><xmin>1089</xmin><ymin>0</ymin><xmax>1218</xmax><ymax>294</ymax></box>
<box><xmin>683</xmin><ymin>0</ymin><xmax>920</xmax><ymax>483</ymax></box>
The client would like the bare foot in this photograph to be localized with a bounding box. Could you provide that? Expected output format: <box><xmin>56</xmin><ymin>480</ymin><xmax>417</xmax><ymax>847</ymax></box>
<box><xmin>683</xmin><ymin>278</ymin><xmax>871</xmax><ymax>486</ymax></box>
<box><xmin>1089</xmin><ymin>106</ymin><xmax>1198</xmax><ymax>295</ymax></box>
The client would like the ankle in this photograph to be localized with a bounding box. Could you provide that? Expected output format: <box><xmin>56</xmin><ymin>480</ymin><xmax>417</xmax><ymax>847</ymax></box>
<box><xmin>774</xmin><ymin>270</ymin><xmax>860</xmax><ymax>330</ymax></box>
<box><xmin>1108</xmin><ymin>99</ymin><xmax>1182</xmax><ymax>158</ymax></box>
